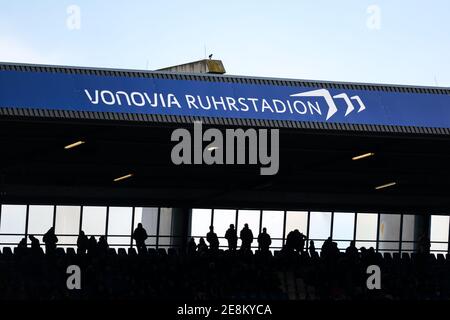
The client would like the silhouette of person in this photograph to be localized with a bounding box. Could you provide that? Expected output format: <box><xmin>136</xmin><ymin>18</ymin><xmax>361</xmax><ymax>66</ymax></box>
<box><xmin>418</xmin><ymin>233</ymin><xmax>431</xmax><ymax>254</ymax></box>
<box><xmin>132</xmin><ymin>223</ymin><xmax>148</xmax><ymax>254</ymax></box>
<box><xmin>98</xmin><ymin>235</ymin><xmax>109</xmax><ymax>253</ymax></box>
<box><xmin>197</xmin><ymin>237</ymin><xmax>208</xmax><ymax>254</ymax></box>
<box><xmin>258</xmin><ymin>227</ymin><xmax>272</xmax><ymax>252</ymax></box>
<box><xmin>28</xmin><ymin>235</ymin><xmax>41</xmax><ymax>251</ymax></box>
<box><xmin>77</xmin><ymin>230</ymin><xmax>89</xmax><ymax>254</ymax></box>
<box><xmin>285</xmin><ymin>229</ymin><xmax>301</xmax><ymax>252</ymax></box>
<box><xmin>43</xmin><ymin>227</ymin><xmax>58</xmax><ymax>253</ymax></box>
<box><xmin>187</xmin><ymin>237</ymin><xmax>197</xmax><ymax>255</ymax></box>
<box><xmin>298</xmin><ymin>232</ymin><xmax>306</xmax><ymax>253</ymax></box>
<box><xmin>240</xmin><ymin>223</ymin><xmax>254</xmax><ymax>251</ymax></box>
<box><xmin>18</xmin><ymin>237</ymin><xmax>27</xmax><ymax>249</ymax></box>
<box><xmin>321</xmin><ymin>237</ymin><xmax>333</xmax><ymax>258</ymax></box>
<box><xmin>206</xmin><ymin>226</ymin><xmax>219</xmax><ymax>251</ymax></box>
<box><xmin>309</xmin><ymin>240</ymin><xmax>316</xmax><ymax>256</ymax></box>
<box><xmin>225</xmin><ymin>224</ymin><xmax>238</xmax><ymax>251</ymax></box>
<box><xmin>87</xmin><ymin>236</ymin><xmax>98</xmax><ymax>255</ymax></box>
<box><xmin>345</xmin><ymin>240</ymin><xmax>359</xmax><ymax>258</ymax></box>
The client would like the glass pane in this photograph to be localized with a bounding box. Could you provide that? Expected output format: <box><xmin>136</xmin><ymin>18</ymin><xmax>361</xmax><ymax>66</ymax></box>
<box><xmin>309</xmin><ymin>211</ymin><xmax>331</xmax><ymax>249</ymax></box>
<box><xmin>213</xmin><ymin>209</ymin><xmax>236</xmax><ymax>248</ymax></box>
<box><xmin>107</xmin><ymin>235</ymin><xmax>131</xmax><ymax>246</ymax></box>
<box><xmin>190</xmin><ymin>208</ymin><xmax>212</xmax><ymax>238</ymax></box>
<box><xmin>134</xmin><ymin>207</ymin><xmax>158</xmax><ymax>246</ymax></box>
<box><xmin>0</xmin><ymin>235</ymin><xmax>24</xmax><ymax>250</ymax></box>
<box><xmin>55</xmin><ymin>206</ymin><xmax>81</xmax><ymax>235</ymax></box>
<box><xmin>159</xmin><ymin>208</ymin><xmax>173</xmax><ymax>246</ymax></box>
<box><xmin>82</xmin><ymin>206</ymin><xmax>107</xmax><ymax>236</ymax></box>
<box><xmin>28</xmin><ymin>205</ymin><xmax>54</xmax><ymax>235</ymax></box>
<box><xmin>285</xmin><ymin>211</ymin><xmax>308</xmax><ymax>236</ymax></box>
<box><xmin>402</xmin><ymin>215</ymin><xmax>416</xmax><ymax>241</ymax></box>
<box><xmin>108</xmin><ymin>207</ymin><xmax>133</xmax><ymax>236</ymax></box>
<box><xmin>0</xmin><ymin>205</ymin><xmax>27</xmax><ymax>235</ymax></box>
<box><xmin>378</xmin><ymin>214</ymin><xmax>401</xmax><ymax>252</ymax></box>
<box><xmin>333</xmin><ymin>212</ymin><xmax>355</xmax><ymax>250</ymax></box>
<box><xmin>430</xmin><ymin>215</ymin><xmax>449</xmax><ymax>254</ymax></box>
<box><xmin>261</xmin><ymin>210</ymin><xmax>284</xmax><ymax>241</ymax></box>
<box><xmin>356</xmin><ymin>213</ymin><xmax>378</xmax><ymax>250</ymax></box>
<box><xmin>57</xmin><ymin>235</ymin><xmax>78</xmax><ymax>246</ymax></box>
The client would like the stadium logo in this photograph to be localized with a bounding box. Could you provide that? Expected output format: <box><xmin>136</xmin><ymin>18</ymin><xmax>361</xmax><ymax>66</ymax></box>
<box><xmin>290</xmin><ymin>89</ymin><xmax>366</xmax><ymax>121</ymax></box>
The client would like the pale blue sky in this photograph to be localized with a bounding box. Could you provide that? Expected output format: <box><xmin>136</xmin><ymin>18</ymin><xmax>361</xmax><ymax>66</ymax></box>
<box><xmin>0</xmin><ymin>1</ymin><xmax>449</xmax><ymax>86</ymax></box>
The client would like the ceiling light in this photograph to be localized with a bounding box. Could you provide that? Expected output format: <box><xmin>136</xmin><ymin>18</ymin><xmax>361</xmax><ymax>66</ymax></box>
<box><xmin>352</xmin><ymin>152</ymin><xmax>375</xmax><ymax>161</ymax></box>
<box><xmin>113</xmin><ymin>173</ymin><xmax>133</xmax><ymax>182</ymax></box>
<box><xmin>64</xmin><ymin>140</ymin><xmax>85</xmax><ymax>150</ymax></box>
<box><xmin>375</xmin><ymin>182</ymin><xmax>396</xmax><ymax>190</ymax></box>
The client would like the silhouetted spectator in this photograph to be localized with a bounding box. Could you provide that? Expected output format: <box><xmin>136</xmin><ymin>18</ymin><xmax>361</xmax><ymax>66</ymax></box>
<box><xmin>18</xmin><ymin>237</ymin><xmax>27</xmax><ymax>249</ymax></box>
<box><xmin>206</xmin><ymin>226</ymin><xmax>219</xmax><ymax>251</ymax></box>
<box><xmin>87</xmin><ymin>236</ymin><xmax>97</xmax><ymax>255</ymax></box>
<box><xmin>321</xmin><ymin>237</ymin><xmax>333</xmax><ymax>258</ymax></box>
<box><xmin>187</xmin><ymin>237</ymin><xmax>197</xmax><ymax>255</ymax></box>
<box><xmin>309</xmin><ymin>240</ymin><xmax>316</xmax><ymax>256</ymax></box>
<box><xmin>132</xmin><ymin>223</ymin><xmax>148</xmax><ymax>254</ymax></box>
<box><xmin>298</xmin><ymin>232</ymin><xmax>306</xmax><ymax>252</ymax></box>
<box><xmin>418</xmin><ymin>233</ymin><xmax>431</xmax><ymax>254</ymax></box>
<box><xmin>258</xmin><ymin>227</ymin><xmax>272</xmax><ymax>252</ymax></box>
<box><xmin>240</xmin><ymin>223</ymin><xmax>254</xmax><ymax>251</ymax></box>
<box><xmin>77</xmin><ymin>230</ymin><xmax>89</xmax><ymax>254</ymax></box>
<box><xmin>346</xmin><ymin>240</ymin><xmax>359</xmax><ymax>258</ymax></box>
<box><xmin>225</xmin><ymin>224</ymin><xmax>238</xmax><ymax>251</ymax></box>
<box><xmin>43</xmin><ymin>227</ymin><xmax>58</xmax><ymax>253</ymax></box>
<box><xmin>98</xmin><ymin>235</ymin><xmax>109</xmax><ymax>253</ymax></box>
<box><xmin>28</xmin><ymin>235</ymin><xmax>41</xmax><ymax>251</ymax></box>
<box><xmin>197</xmin><ymin>237</ymin><xmax>208</xmax><ymax>254</ymax></box>
<box><xmin>285</xmin><ymin>229</ymin><xmax>304</xmax><ymax>252</ymax></box>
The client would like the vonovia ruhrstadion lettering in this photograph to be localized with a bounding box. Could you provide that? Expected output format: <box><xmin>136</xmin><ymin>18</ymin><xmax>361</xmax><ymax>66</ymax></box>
<box><xmin>84</xmin><ymin>90</ymin><xmax>323</xmax><ymax>117</ymax></box>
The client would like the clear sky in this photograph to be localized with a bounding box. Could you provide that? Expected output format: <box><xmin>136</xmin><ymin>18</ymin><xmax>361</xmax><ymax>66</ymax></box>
<box><xmin>0</xmin><ymin>1</ymin><xmax>449</xmax><ymax>86</ymax></box>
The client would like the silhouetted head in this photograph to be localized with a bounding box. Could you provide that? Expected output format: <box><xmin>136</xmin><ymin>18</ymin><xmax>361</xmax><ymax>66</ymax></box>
<box><xmin>310</xmin><ymin>240</ymin><xmax>314</xmax><ymax>246</ymax></box>
<box><xmin>244</xmin><ymin>223</ymin><xmax>249</xmax><ymax>228</ymax></box>
<box><xmin>28</xmin><ymin>235</ymin><xmax>35</xmax><ymax>241</ymax></box>
<box><xmin>80</xmin><ymin>231</ymin><xmax>85</xmax><ymax>236</ymax></box>
<box><xmin>199</xmin><ymin>237</ymin><xmax>206</xmax><ymax>244</ymax></box>
<box><xmin>350</xmin><ymin>240</ymin><xmax>355</xmax><ymax>247</ymax></box>
<box><xmin>138</xmin><ymin>223</ymin><xmax>143</xmax><ymax>228</ymax></box>
<box><xmin>209</xmin><ymin>225</ymin><xmax>214</xmax><ymax>231</ymax></box>
<box><xmin>263</xmin><ymin>227</ymin><xmax>267</xmax><ymax>233</ymax></box>
<box><xmin>229</xmin><ymin>224</ymin><xmax>234</xmax><ymax>229</ymax></box>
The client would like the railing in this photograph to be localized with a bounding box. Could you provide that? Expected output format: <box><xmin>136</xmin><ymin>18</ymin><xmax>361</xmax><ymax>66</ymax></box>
<box><xmin>1</xmin><ymin>233</ymin><xmax>448</xmax><ymax>255</ymax></box>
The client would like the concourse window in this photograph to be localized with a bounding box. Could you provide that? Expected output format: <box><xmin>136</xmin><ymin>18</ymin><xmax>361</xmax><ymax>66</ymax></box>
<box><xmin>213</xmin><ymin>209</ymin><xmax>236</xmax><ymax>248</ymax></box>
<box><xmin>261</xmin><ymin>211</ymin><xmax>284</xmax><ymax>249</ymax></box>
<box><xmin>190</xmin><ymin>208</ymin><xmax>212</xmax><ymax>239</ymax></box>
<box><xmin>401</xmin><ymin>215</ymin><xmax>416</xmax><ymax>252</ymax></box>
<box><xmin>107</xmin><ymin>207</ymin><xmax>133</xmax><ymax>246</ymax></box>
<box><xmin>355</xmin><ymin>213</ymin><xmax>378</xmax><ymax>250</ymax></box>
<box><xmin>82</xmin><ymin>206</ymin><xmax>107</xmax><ymax>237</ymax></box>
<box><xmin>430</xmin><ymin>215</ymin><xmax>450</xmax><ymax>255</ymax></box>
<box><xmin>27</xmin><ymin>205</ymin><xmax>54</xmax><ymax>244</ymax></box>
<box><xmin>378</xmin><ymin>214</ymin><xmax>401</xmax><ymax>253</ymax></box>
<box><xmin>158</xmin><ymin>208</ymin><xmax>173</xmax><ymax>247</ymax></box>
<box><xmin>285</xmin><ymin>211</ymin><xmax>308</xmax><ymax>236</ymax></box>
<box><xmin>236</xmin><ymin>210</ymin><xmax>260</xmax><ymax>248</ymax></box>
<box><xmin>332</xmin><ymin>212</ymin><xmax>355</xmax><ymax>251</ymax></box>
<box><xmin>309</xmin><ymin>211</ymin><xmax>332</xmax><ymax>250</ymax></box>
<box><xmin>55</xmin><ymin>206</ymin><xmax>81</xmax><ymax>247</ymax></box>
<box><xmin>0</xmin><ymin>205</ymin><xmax>27</xmax><ymax>248</ymax></box>
<box><xmin>134</xmin><ymin>207</ymin><xmax>158</xmax><ymax>247</ymax></box>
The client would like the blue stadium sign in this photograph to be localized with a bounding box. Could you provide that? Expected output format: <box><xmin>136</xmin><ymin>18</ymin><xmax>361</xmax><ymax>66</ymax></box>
<box><xmin>0</xmin><ymin>70</ymin><xmax>449</xmax><ymax>128</ymax></box>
